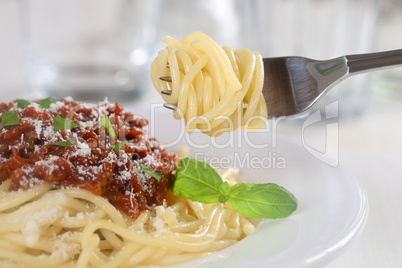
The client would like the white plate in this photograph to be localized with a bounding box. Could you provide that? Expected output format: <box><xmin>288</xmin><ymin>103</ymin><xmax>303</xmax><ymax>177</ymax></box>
<box><xmin>130</xmin><ymin>106</ymin><xmax>369</xmax><ymax>268</ymax></box>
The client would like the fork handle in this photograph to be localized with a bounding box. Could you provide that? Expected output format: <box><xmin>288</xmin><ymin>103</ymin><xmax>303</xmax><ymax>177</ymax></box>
<box><xmin>345</xmin><ymin>49</ymin><xmax>402</xmax><ymax>74</ymax></box>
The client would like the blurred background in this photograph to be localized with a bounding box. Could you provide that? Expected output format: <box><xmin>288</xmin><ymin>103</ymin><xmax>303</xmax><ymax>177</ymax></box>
<box><xmin>0</xmin><ymin>0</ymin><xmax>400</xmax><ymax>115</ymax></box>
<box><xmin>0</xmin><ymin>1</ymin><xmax>401</xmax><ymax>267</ymax></box>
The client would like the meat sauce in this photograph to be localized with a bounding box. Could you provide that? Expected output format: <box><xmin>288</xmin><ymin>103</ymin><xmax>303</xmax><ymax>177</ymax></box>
<box><xmin>0</xmin><ymin>98</ymin><xmax>178</xmax><ymax>219</ymax></box>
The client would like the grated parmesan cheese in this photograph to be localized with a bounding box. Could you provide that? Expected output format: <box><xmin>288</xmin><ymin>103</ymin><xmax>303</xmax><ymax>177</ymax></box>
<box><xmin>22</xmin><ymin>219</ymin><xmax>40</xmax><ymax>247</ymax></box>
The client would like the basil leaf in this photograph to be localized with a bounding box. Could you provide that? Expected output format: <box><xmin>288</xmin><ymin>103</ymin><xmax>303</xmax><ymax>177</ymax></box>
<box><xmin>172</xmin><ymin>158</ymin><xmax>298</xmax><ymax>219</ymax></box>
<box><xmin>48</xmin><ymin>140</ymin><xmax>74</xmax><ymax>146</ymax></box>
<box><xmin>53</xmin><ymin>116</ymin><xmax>79</xmax><ymax>131</ymax></box>
<box><xmin>98</xmin><ymin>115</ymin><xmax>116</xmax><ymax>140</ymax></box>
<box><xmin>38</xmin><ymin>97</ymin><xmax>58</xmax><ymax>108</ymax></box>
<box><xmin>140</xmin><ymin>165</ymin><xmax>163</xmax><ymax>182</ymax></box>
<box><xmin>228</xmin><ymin>183</ymin><xmax>298</xmax><ymax>219</ymax></box>
<box><xmin>13</xmin><ymin>99</ymin><xmax>31</xmax><ymax>108</ymax></box>
<box><xmin>1</xmin><ymin>110</ymin><xmax>20</xmax><ymax>127</ymax></box>
<box><xmin>110</xmin><ymin>140</ymin><xmax>126</xmax><ymax>153</ymax></box>
<box><xmin>173</xmin><ymin>158</ymin><xmax>223</xmax><ymax>203</ymax></box>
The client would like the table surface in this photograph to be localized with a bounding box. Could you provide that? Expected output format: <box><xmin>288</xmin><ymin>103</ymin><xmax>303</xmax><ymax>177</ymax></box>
<box><xmin>1</xmin><ymin>2</ymin><xmax>402</xmax><ymax>267</ymax></box>
<box><xmin>322</xmin><ymin>90</ymin><xmax>402</xmax><ymax>268</ymax></box>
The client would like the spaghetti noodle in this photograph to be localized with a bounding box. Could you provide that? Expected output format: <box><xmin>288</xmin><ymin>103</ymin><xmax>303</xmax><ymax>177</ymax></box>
<box><xmin>151</xmin><ymin>32</ymin><xmax>268</xmax><ymax>136</ymax></box>
<box><xmin>0</xmin><ymin>171</ymin><xmax>257</xmax><ymax>267</ymax></box>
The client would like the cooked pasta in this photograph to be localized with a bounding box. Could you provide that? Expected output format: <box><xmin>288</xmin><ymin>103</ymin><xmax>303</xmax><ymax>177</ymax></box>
<box><xmin>151</xmin><ymin>32</ymin><xmax>268</xmax><ymax>136</ymax></box>
<box><xmin>0</xmin><ymin>169</ymin><xmax>258</xmax><ymax>267</ymax></box>
<box><xmin>0</xmin><ymin>97</ymin><xmax>259</xmax><ymax>267</ymax></box>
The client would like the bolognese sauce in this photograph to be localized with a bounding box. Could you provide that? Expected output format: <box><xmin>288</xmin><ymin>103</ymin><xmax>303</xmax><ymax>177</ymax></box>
<box><xmin>0</xmin><ymin>97</ymin><xmax>178</xmax><ymax>219</ymax></box>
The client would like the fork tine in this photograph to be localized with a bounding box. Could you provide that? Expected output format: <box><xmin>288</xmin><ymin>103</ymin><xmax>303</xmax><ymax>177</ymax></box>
<box><xmin>163</xmin><ymin>103</ymin><xmax>177</xmax><ymax>110</ymax></box>
<box><xmin>161</xmin><ymin>90</ymin><xmax>171</xmax><ymax>95</ymax></box>
<box><xmin>159</xmin><ymin>76</ymin><xmax>172</xmax><ymax>82</ymax></box>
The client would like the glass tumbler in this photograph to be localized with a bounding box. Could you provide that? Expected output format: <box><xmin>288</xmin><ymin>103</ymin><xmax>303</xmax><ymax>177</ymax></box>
<box><xmin>239</xmin><ymin>0</ymin><xmax>379</xmax><ymax>118</ymax></box>
<box><xmin>21</xmin><ymin>0</ymin><xmax>160</xmax><ymax>102</ymax></box>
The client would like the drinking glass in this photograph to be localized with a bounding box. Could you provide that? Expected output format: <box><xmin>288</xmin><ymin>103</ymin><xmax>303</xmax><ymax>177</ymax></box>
<box><xmin>22</xmin><ymin>0</ymin><xmax>160</xmax><ymax>102</ymax></box>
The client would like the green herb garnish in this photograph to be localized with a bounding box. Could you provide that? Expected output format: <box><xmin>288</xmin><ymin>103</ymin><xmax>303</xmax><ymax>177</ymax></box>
<box><xmin>48</xmin><ymin>140</ymin><xmax>74</xmax><ymax>146</ymax></box>
<box><xmin>174</xmin><ymin>158</ymin><xmax>223</xmax><ymax>203</ymax></box>
<box><xmin>98</xmin><ymin>115</ymin><xmax>116</xmax><ymax>140</ymax></box>
<box><xmin>110</xmin><ymin>140</ymin><xmax>126</xmax><ymax>153</ymax></box>
<box><xmin>140</xmin><ymin>165</ymin><xmax>163</xmax><ymax>182</ymax></box>
<box><xmin>1</xmin><ymin>110</ymin><xmax>20</xmax><ymax>127</ymax></box>
<box><xmin>38</xmin><ymin>98</ymin><xmax>58</xmax><ymax>108</ymax></box>
<box><xmin>13</xmin><ymin>99</ymin><xmax>31</xmax><ymax>108</ymax></box>
<box><xmin>173</xmin><ymin>158</ymin><xmax>298</xmax><ymax>219</ymax></box>
<box><xmin>53</xmin><ymin>116</ymin><xmax>79</xmax><ymax>131</ymax></box>
<box><xmin>229</xmin><ymin>183</ymin><xmax>297</xmax><ymax>218</ymax></box>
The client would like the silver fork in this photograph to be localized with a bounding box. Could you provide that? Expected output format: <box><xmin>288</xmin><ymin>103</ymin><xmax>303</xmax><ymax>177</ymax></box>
<box><xmin>160</xmin><ymin>49</ymin><xmax>402</xmax><ymax>118</ymax></box>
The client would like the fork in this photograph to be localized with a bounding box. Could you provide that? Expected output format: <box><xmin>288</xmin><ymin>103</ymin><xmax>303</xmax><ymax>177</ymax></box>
<box><xmin>160</xmin><ymin>49</ymin><xmax>402</xmax><ymax>118</ymax></box>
